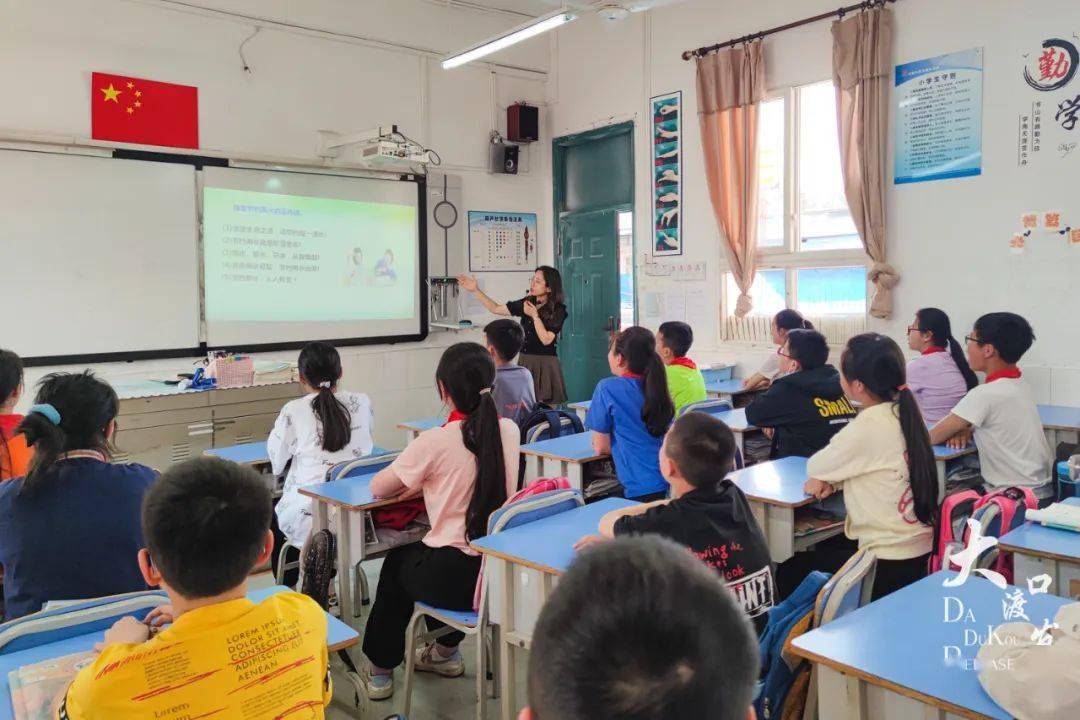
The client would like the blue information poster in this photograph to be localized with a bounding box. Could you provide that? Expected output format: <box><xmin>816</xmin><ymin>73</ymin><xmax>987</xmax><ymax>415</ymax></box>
<box><xmin>894</xmin><ymin>47</ymin><xmax>984</xmax><ymax>184</ymax></box>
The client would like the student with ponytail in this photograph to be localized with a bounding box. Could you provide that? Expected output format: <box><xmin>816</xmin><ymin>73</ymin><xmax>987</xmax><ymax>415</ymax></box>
<box><xmin>905</xmin><ymin>307</ymin><xmax>979</xmax><ymax>425</ymax></box>
<box><xmin>269</xmin><ymin>342</ymin><xmax>373</xmax><ymax>556</ymax></box>
<box><xmin>776</xmin><ymin>333</ymin><xmax>937</xmax><ymax>602</ymax></box>
<box><xmin>743</xmin><ymin>309</ymin><xmax>814</xmax><ymax>391</ymax></box>
<box><xmin>0</xmin><ymin>349</ymin><xmax>32</xmax><ymax>481</ymax></box>
<box><xmin>361</xmin><ymin>342</ymin><xmax>519</xmax><ymax>699</ymax></box>
<box><xmin>586</xmin><ymin>326</ymin><xmax>675</xmax><ymax>502</ymax></box>
<box><xmin>0</xmin><ymin>372</ymin><xmax>155</xmax><ymax>619</ymax></box>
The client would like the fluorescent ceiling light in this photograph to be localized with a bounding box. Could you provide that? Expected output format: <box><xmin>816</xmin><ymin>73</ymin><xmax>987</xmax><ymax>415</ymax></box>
<box><xmin>442</xmin><ymin>10</ymin><xmax>575</xmax><ymax>69</ymax></box>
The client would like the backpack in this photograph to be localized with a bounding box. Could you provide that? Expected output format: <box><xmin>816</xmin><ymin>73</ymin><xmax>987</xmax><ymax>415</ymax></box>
<box><xmin>930</xmin><ymin>489</ymin><xmax>982</xmax><ymax>574</ymax></box>
<box><xmin>518</xmin><ymin>405</ymin><xmax>585</xmax><ymax>487</ymax></box>
<box><xmin>755</xmin><ymin>571</ymin><xmax>830</xmax><ymax>720</ymax></box>
<box><xmin>965</xmin><ymin>486</ymin><xmax>1038</xmax><ymax>584</ymax></box>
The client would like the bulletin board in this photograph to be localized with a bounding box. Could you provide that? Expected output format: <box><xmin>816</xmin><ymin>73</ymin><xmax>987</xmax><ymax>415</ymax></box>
<box><xmin>468</xmin><ymin>210</ymin><xmax>537</xmax><ymax>272</ymax></box>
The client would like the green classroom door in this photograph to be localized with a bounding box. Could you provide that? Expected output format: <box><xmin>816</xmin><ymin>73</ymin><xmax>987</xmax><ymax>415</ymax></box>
<box><xmin>558</xmin><ymin>209</ymin><xmax>620</xmax><ymax>403</ymax></box>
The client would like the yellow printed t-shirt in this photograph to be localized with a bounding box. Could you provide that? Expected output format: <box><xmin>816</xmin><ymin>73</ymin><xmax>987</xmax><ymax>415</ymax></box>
<box><xmin>59</xmin><ymin>592</ymin><xmax>331</xmax><ymax>720</ymax></box>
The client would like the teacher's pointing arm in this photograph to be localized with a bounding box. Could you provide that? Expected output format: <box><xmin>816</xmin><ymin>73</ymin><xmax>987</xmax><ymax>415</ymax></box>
<box><xmin>457</xmin><ymin>274</ymin><xmax>510</xmax><ymax>316</ymax></box>
<box><xmin>522</xmin><ymin>301</ymin><xmax>556</xmax><ymax>345</ymax></box>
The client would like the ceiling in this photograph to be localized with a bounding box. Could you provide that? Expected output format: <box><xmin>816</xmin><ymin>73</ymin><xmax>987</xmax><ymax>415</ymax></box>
<box><xmin>444</xmin><ymin>0</ymin><xmax>690</xmax><ymax>19</ymax></box>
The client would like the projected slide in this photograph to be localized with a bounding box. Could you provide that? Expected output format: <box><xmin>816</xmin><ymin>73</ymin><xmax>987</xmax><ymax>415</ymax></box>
<box><xmin>202</xmin><ymin>167</ymin><xmax>422</xmax><ymax>347</ymax></box>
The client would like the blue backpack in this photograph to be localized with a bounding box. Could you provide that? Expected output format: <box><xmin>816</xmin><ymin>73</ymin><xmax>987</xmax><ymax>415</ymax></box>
<box><xmin>520</xmin><ymin>404</ymin><xmax>584</xmax><ymax>444</ymax></box>
<box><xmin>754</xmin><ymin>571</ymin><xmax>830</xmax><ymax>720</ymax></box>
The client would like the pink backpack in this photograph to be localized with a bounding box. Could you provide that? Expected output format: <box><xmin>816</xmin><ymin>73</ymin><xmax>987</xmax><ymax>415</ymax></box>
<box><xmin>472</xmin><ymin>477</ymin><xmax>573</xmax><ymax>611</ymax></box>
<box><xmin>930</xmin><ymin>489</ymin><xmax>982</xmax><ymax>574</ymax></box>
<box><xmin>931</xmin><ymin>487</ymin><xmax>1038</xmax><ymax>582</ymax></box>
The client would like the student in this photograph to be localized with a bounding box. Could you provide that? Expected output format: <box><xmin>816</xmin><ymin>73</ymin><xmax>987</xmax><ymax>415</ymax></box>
<box><xmin>361</xmin><ymin>342</ymin><xmax>519</xmax><ymax>699</ymax></box>
<box><xmin>269</xmin><ymin>342</ymin><xmax>374</xmax><ymax>555</ymax></box>
<box><xmin>745</xmin><ymin>329</ymin><xmax>856</xmax><ymax>459</ymax></box>
<box><xmin>586</xmin><ymin>327</ymin><xmax>675</xmax><ymax>502</ymax></box>
<box><xmin>656</xmin><ymin>321</ymin><xmax>707</xmax><ymax>413</ymax></box>
<box><xmin>930</xmin><ymin>312</ymin><xmax>1053</xmax><ymax>498</ymax></box>
<box><xmin>59</xmin><ymin>457</ymin><xmax>331</xmax><ymax>719</ymax></box>
<box><xmin>779</xmin><ymin>333</ymin><xmax>937</xmax><ymax>602</ymax></box>
<box><xmin>742</xmin><ymin>309</ymin><xmax>814</xmax><ymax>391</ymax></box>
<box><xmin>0</xmin><ymin>372</ymin><xmax>155</xmax><ymax>619</ymax></box>
<box><xmin>905</xmin><ymin>307</ymin><xmax>979</xmax><ymax>425</ymax></box>
<box><xmin>0</xmin><ymin>349</ymin><xmax>32</xmax><ymax>481</ymax></box>
<box><xmin>484</xmin><ymin>318</ymin><xmax>537</xmax><ymax>426</ymax></box>
<box><xmin>520</xmin><ymin>536</ymin><xmax>759</xmax><ymax>720</ymax></box>
<box><xmin>582</xmin><ymin>412</ymin><xmax>775</xmax><ymax>633</ymax></box>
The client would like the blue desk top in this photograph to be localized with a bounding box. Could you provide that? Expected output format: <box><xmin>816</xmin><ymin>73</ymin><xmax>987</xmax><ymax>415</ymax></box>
<box><xmin>299</xmin><ymin>465</ymin><xmax>404</xmax><ymax>511</ymax></box>
<box><xmin>710</xmin><ymin>407</ymin><xmax>754</xmax><ymax>432</ymax></box>
<box><xmin>520</xmin><ymin>431</ymin><xmax>608</xmax><ymax>463</ymax></box>
<box><xmin>567</xmin><ymin>400</ymin><xmax>590</xmax><ymax>410</ymax></box>
<box><xmin>0</xmin><ymin>586</ymin><xmax>357</xmax><ymax>720</ymax></box>
<box><xmin>933</xmin><ymin>443</ymin><xmax>975</xmax><ymax>460</ymax></box>
<box><xmin>727</xmin><ymin>456</ymin><xmax>811</xmax><ymax>507</ymax></box>
<box><xmin>998</xmin><ymin>497</ymin><xmax>1080</xmax><ymax>561</ymax></box>
<box><xmin>791</xmin><ymin>572</ymin><xmax>1071</xmax><ymax>720</ymax></box>
<box><xmin>205</xmin><ymin>443</ymin><xmax>394</xmax><ymax>466</ymax></box>
<box><xmin>706</xmin><ymin>378</ymin><xmax>751</xmax><ymax>396</ymax></box>
<box><xmin>1039</xmin><ymin>404</ymin><xmax>1080</xmax><ymax>431</ymax></box>
<box><xmin>398</xmin><ymin>416</ymin><xmax>445</xmax><ymax>432</ymax></box>
<box><xmin>470</xmin><ymin>497</ymin><xmax>638</xmax><ymax>574</ymax></box>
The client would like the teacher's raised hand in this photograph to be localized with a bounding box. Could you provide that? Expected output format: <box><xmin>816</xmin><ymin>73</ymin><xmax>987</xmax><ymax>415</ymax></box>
<box><xmin>456</xmin><ymin>274</ymin><xmax>478</xmax><ymax>292</ymax></box>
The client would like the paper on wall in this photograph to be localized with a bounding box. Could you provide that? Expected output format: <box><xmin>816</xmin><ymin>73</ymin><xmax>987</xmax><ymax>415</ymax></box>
<box><xmin>665</xmin><ymin>288</ymin><xmax>687</xmax><ymax>323</ymax></box>
<box><xmin>642</xmin><ymin>291</ymin><xmax>665</xmax><ymax>326</ymax></box>
<box><xmin>684</xmin><ymin>287</ymin><xmax>711</xmax><ymax>331</ymax></box>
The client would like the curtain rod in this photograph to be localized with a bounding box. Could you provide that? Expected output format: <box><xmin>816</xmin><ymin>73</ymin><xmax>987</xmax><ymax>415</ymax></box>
<box><xmin>681</xmin><ymin>0</ymin><xmax>898</xmax><ymax>61</ymax></box>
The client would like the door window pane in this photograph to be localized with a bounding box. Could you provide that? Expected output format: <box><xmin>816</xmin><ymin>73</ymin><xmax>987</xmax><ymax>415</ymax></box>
<box><xmin>726</xmin><ymin>268</ymin><xmax>786</xmax><ymax>317</ymax></box>
<box><xmin>618</xmin><ymin>211</ymin><xmax>634</xmax><ymax>329</ymax></box>
<box><xmin>797</xmin><ymin>82</ymin><xmax>861</xmax><ymax>251</ymax></box>
<box><xmin>757</xmin><ymin>98</ymin><xmax>785</xmax><ymax>248</ymax></box>
<box><xmin>796</xmin><ymin>266</ymin><xmax>866</xmax><ymax>315</ymax></box>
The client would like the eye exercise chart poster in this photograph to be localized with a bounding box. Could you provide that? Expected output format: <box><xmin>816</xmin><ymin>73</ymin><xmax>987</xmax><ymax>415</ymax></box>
<box><xmin>468</xmin><ymin>211</ymin><xmax>537</xmax><ymax>272</ymax></box>
<box><xmin>894</xmin><ymin>47</ymin><xmax>984</xmax><ymax>184</ymax></box>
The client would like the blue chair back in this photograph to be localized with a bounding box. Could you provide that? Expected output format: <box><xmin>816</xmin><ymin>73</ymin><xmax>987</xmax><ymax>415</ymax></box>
<box><xmin>681</xmin><ymin>398</ymin><xmax>733</xmax><ymax>417</ymax></box>
<box><xmin>701</xmin><ymin>366</ymin><xmax>734</xmax><ymax>383</ymax></box>
<box><xmin>325</xmin><ymin>452</ymin><xmax>400</xmax><ymax>482</ymax></box>
<box><xmin>813</xmin><ymin>549</ymin><xmax>877</xmax><ymax>626</ymax></box>
<box><xmin>487</xmin><ymin>490</ymin><xmax>584</xmax><ymax>535</ymax></box>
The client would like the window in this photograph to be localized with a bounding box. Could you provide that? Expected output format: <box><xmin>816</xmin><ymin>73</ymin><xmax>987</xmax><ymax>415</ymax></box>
<box><xmin>618</xmin><ymin>210</ymin><xmax>635</xmax><ymax>329</ymax></box>
<box><xmin>726</xmin><ymin>80</ymin><xmax>867</xmax><ymax>340</ymax></box>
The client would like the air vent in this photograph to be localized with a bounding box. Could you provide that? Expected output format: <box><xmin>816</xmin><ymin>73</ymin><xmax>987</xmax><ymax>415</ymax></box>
<box><xmin>170</xmin><ymin>443</ymin><xmax>192</xmax><ymax>463</ymax></box>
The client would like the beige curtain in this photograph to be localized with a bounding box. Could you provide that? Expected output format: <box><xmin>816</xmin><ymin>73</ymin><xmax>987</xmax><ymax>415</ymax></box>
<box><xmin>695</xmin><ymin>42</ymin><xmax>765</xmax><ymax>318</ymax></box>
<box><xmin>832</xmin><ymin>7</ymin><xmax>896</xmax><ymax>319</ymax></box>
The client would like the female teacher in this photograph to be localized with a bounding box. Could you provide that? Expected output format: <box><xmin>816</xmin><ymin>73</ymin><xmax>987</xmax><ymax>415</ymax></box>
<box><xmin>457</xmin><ymin>266</ymin><xmax>568</xmax><ymax>404</ymax></box>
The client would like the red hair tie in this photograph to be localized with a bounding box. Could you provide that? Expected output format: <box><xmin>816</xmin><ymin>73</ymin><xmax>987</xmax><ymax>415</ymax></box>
<box><xmin>896</xmin><ymin>384</ymin><xmax>909</xmax><ymax>392</ymax></box>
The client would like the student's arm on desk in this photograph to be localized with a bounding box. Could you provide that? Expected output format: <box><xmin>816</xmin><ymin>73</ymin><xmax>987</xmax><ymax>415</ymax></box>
<box><xmin>742</xmin><ymin>372</ymin><xmax>770</xmax><ymax>391</ymax></box>
<box><xmin>929</xmin><ymin>413</ymin><xmax>973</xmax><ymax>449</ymax></box>
<box><xmin>370</xmin><ymin>466</ymin><xmax>422</xmax><ymax>500</ymax></box>
<box><xmin>804</xmin><ymin>421</ymin><xmax>861</xmax><ymax>496</ymax></box>
<box><xmin>574</xmin><ymin>501</ymin><xmax>668</xmax><ymax>549</ymax></box>
<box><xmin>267</xmin><ymin>405</ymin><xmax>296</xmax><ymax>476</ymax></box>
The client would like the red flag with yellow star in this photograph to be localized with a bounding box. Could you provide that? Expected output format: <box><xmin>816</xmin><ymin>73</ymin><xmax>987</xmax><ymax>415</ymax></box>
<box><xmin>91</xmin><ymin>72</ymin><xmax>198</xmax><ymax>149</ymax></box>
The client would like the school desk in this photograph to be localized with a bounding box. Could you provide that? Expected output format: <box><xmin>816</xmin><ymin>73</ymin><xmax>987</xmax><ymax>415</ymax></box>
<box><xmin>396</xmin><ymin>415</ymin><xmax>445</xmax><ymax>444</ymax></box>
<box><xmin>999</xmin><ymin>496</ymin><xmax>1080</xmax><ymax>600</ymax></box>
<box><xmin>709</xmin><ymin>407</ymin><xmax>757</xmax><ymax>455</ymax></box>
<box><xmin>566</xmin><ymin>399</ymin><xmax>590</xmax><ymax>423</ymax></box>
<box><xmin>933</xmin><ymin>443</ymin><xmax>976</xmax><ymax>500</ymax></box>
<box><xmin>470</xmin><ymin>497</ymin><xmax>638</xmax><ymax>720</ymax></box>
<box><xmin>299</xmin><ymin>465</ymin><xmax>426</xmax><ymax>627</ymax></box>
<box><xmin>790</xmin><ymin>571</ymin><xmax>1072</xmax><ymax>720</ymax></box>
<box><xmin>519</xmin><ymin>431</ymin><xmax>609</xmax><ymax>490</ymax></box>
<box><xmin>1038</xmin><ymin>403</ymin><xmax>1080</xmax><ymax>447</ymax></box>
<box><xmin>706</xmin><ymin>377</ymin><xmax>753</xmax><ymax>403</ymax></box>
<box><xmin>726</xmin><ymin>456</ymin><xmax>843</xmax><ymax>563</ymax></box>
<box><xmin>0</xmin><ymin>586</ymin><xmax>357</xmax><ymax>720</ymax></box>
<box><xmin>204</xmin><ymin>441</ymin><xmax>394</xmax><ymax>468</ymax></box>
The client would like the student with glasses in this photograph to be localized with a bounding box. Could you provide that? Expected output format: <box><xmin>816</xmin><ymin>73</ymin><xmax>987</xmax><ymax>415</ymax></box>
<box><xmin>904</xmin><ymin>308</ymin><xmax>979</xmax><ymax>425</ymax></box>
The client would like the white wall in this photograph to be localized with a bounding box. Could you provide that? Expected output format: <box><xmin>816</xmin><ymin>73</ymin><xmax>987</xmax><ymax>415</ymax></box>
<box><xmin>0</xmin><ymin>0</ymin><xmax>554</xmax><ymax>443</ymax></box>
<box><xmin>550</xmin><ymin>0</ymin><xmax>1080</xmax><ymax>405</ymax></box>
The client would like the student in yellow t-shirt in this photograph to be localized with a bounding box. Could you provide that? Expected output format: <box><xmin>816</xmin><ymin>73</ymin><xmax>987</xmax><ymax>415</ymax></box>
<box><xmin>58</xmin><ymin>457</ymin><xmax>332</xmax><ymax>720</ymax></box>
<box><xmin>656</xmin><ymin>321</ymin><xmax>706</xmax><ymax>414</ymax></box>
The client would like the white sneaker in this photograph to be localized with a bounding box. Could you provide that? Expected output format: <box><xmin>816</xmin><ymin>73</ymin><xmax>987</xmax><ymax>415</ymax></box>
<box><xmin>415</xmin><ymin>643</ymin><xmax>465</xmax><ymax>678</ymax></box>
<box><xmin>361</xmin><ymin>664</ymin><xmax>394</xmax><ymax>700</ymax></box>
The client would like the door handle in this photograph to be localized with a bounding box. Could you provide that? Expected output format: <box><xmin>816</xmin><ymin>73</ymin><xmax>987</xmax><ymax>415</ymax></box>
<box><xmin>606</xmin><ymin>316</ymin><xmax>617</xmax><ymax>340</ymax></box>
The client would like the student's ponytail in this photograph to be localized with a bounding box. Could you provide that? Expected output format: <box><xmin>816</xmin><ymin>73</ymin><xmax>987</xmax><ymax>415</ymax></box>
<box><xmin>915</xmin><ymin>308</ymin><xmax>977</xmax><ymax>391</ymax></box>
<box><xmin>841</xmin><ymin>334</ymin><xmax>938</xmax><ymax>526</ymax></box>
<box><xmin>775</xmin><ymin>309</ymin><xmax>813</xmax><ymax>333</ymax></box>
<box><xmin>613</xmin><ymin>327</ymin><xmax>675</xmax><ymax>437</ymax></box>
<box><xmin>0</xmin><ymin>349</ymin><xmax>23</xmax><ymax>474</ymax></box>
<box><xmin>17</xmin><ymin>372</ymin><xmax>119</xmax><ymax>495</ymax></box>
<box><xmin>299</xmin><ymin>342</ymin><xmax>351</xmax><ymax>453</ymax></box>
<box><xmin>436</xmin><ymin>343</ymin><xmax>508</xmax><ymax>542</ymax></box>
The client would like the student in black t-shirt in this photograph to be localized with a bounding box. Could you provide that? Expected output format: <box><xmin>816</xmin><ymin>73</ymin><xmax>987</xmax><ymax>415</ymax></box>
<box><xmin>576</xmin><ymin>412</ymin><xmax>775</xmax><ymax>633</ymax></box>
<box><xmin>745</xmin><ymin>328</ymin><xmax>856</xmax><ymax>459</ymax></box>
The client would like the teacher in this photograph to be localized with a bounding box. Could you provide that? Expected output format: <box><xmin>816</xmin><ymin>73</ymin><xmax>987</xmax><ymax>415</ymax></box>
<box><xmin>457</xmin><ymin>266</ymin><xmax>568</xmax><ymax>404</ymax></box>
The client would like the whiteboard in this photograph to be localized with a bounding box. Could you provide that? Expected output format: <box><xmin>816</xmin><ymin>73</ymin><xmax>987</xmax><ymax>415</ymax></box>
<box><xmin>0</xmin><ymin>149</ymin><xmax>200</xmax><ymax>359</ymax></box>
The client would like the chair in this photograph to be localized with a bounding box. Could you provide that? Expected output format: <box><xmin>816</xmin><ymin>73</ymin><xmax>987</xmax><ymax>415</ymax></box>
<box><xmin>402</xmin><ymin>489</ymin><xmax>585</xmax><ymax>720</ymax></box>
<box><xmin>801</xmin><ymin>549</ymin><xmax>878</xmax><ymax>720</ymax></box>
<box><xmin>0</xmin><ymin>590</ymin><xmax>168</xmax><ymax>655</ymax></box>
<box><xmin>680</xmin><ymin>398</ymin><xmax>732</xmax><ymax>417</ymax></box>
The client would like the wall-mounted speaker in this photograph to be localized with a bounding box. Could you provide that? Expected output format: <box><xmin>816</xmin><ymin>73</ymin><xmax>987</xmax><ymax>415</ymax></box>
<box><xmin>507</xmin><ymin>103</ymin><xmax>539</xmax><ymax>143</ymax></box>
<box><xmin>489</xmin><ymin>142</ymin><xmax>519</xmax><ymax>175</ymax></box>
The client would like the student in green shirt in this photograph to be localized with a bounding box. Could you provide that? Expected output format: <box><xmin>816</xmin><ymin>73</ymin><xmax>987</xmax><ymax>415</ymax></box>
<box><xmin>657</xmin><ymin>321</ymin><xmax>707</xmax><ymax>414</ymax></box>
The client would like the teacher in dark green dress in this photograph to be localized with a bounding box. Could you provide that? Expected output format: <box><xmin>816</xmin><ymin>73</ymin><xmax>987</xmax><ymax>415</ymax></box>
<box><xmin>458</xmin><ymin>266</ymin><xmax>568</xmax><ymax>404</ymax></box>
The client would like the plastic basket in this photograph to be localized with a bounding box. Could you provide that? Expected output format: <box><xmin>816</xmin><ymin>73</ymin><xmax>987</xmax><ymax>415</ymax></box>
<box><xmin>206</xmin><ymin>356</ymin><xmax>255</xmax><ymax>388</ymax></box>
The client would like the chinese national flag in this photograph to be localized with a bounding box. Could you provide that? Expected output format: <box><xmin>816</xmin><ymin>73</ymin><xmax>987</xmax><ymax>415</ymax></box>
<box><xmin>91</xmin><ymin>72</ymin><xmax>199</xmax><ymax>149</ymax></box>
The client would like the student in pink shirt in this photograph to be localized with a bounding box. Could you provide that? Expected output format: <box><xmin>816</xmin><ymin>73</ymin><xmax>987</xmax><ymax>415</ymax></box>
<box><xmin>905</xmin><ymin>308</ymin><xmax>978</xmax><ymax>426</ymax></box>
<box><xmin>361</xmin><ymin>342</ymin><xmax>520</xmax><ymax>700</ymax></box>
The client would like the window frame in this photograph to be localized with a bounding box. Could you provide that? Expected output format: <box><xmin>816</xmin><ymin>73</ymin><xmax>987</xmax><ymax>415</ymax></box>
<box><xmin>721</xmin><ymin>80</ymin><xmax>869</xmax><ymax>326</ymax></box>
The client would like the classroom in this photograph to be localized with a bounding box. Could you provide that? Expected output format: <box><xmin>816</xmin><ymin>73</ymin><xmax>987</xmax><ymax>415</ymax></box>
<box><xmin>1</xmin><ymin>0</ymin><xmax>1079</xmax><ymax>718</ymax></box>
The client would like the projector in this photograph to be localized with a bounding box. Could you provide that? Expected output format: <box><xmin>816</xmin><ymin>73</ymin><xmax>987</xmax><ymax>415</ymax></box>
<box><xmin>317</xmin><ymin>125</ymin><xmax>431</xmax><ymax>168</ymax></box>
<box><xmin>358</xmin><ymin>139</ymin><xmax>430</xmax><ymax>167</ymax></box>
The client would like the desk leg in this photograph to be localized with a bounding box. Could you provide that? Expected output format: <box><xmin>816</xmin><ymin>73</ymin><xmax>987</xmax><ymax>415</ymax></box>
<box><xmin>337</xmin><ymin>510</ymin><xmax>357</xmax><ymax>630</ymax></box>
<box><xmin>734</xmin><ymin>431</ymin><xmax>745</xmax><ymax>459</ymax></box>
<box><xmin>567</xmin><ymin>463</ymin><xmax>583</xmax><ymax>493</ymax></box>
<box><xmin>499</xmin><ymin>559</ymin><xmax>517</xmax><ymax>720</ymax></box>
<box><xmin>525</xmin><ymin>455</ymin><xmax>539</xmax><ymax>485</ymax></box>
<box><xmin>749</xmin><ymin>499</ymin><xmax>769</xmax><ymax>552</ymax></box>
<box><xmin>935</xmin><ymin>459</ymin><xmax>946</xmax><ymax>502</ymax></box>
<box><xmin>769</xmin><ymin>505</ymin><xmax>795</xmax><ymax>564</ymax></box>
<box><xmin>817</xmin><ymin>665</ymin><xmax>868</xmax><ymax>720</ymax></box>
<box><xmin>575</xmin><ymin>408</ymin><xmax>587</xmax><ymax>424</ymax></box>
<box><xmin>404</xmin><ymin>429</ymin><xmax>417</xmax><ymax>446</ymax></box>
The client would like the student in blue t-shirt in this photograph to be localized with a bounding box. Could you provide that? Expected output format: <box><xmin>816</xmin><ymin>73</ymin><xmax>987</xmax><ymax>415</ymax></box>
<box><xmin>0</xmin><ymin>372</ymin><xmax>156</xmax><ymax>619</ymax></box>
<box><xmin>586</xmin><ymin>326</ymin><xmax>675</xmax><ymax>501</ymax></box>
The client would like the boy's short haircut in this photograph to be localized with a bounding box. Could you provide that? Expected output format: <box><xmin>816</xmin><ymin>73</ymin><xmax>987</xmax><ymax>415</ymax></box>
<box><xmin>142</xmin><ymin>457</ymin><xmax>272</xmax><ymax>599</ymax></box>
<box><xmin>658</xmin><ymin>321</ymin><xmax>694</xmax><ymax>358</ymax></box>
<box><xmin>527</xmin><ymin>536</ymin><xmax>758</xmax><ymax>720</ymax></box>
<box><xmin>484</xmin><ymin>319</ymin><xmax>526</xmax><ymax>362</ymax></box>
<box><xmin>785</xmin><ymin>329</ymin><xmax>830</xmax><ymax>370</ymax></box>
<box><xmin>663</xmin><ymin>412</ymin><xmax>736</xmax><ymax>487</ymax></box>
<box><xmin>973</xmin><ymin>312</ymin><xmax>1035</xmax><ymax>364</ymax></box>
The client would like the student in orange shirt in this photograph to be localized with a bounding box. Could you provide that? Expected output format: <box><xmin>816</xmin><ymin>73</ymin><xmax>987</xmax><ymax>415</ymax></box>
<box><xmin>0</xmin><ymin>350</ymin><xmax>31</xmax><ymax>481</ymax></box>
